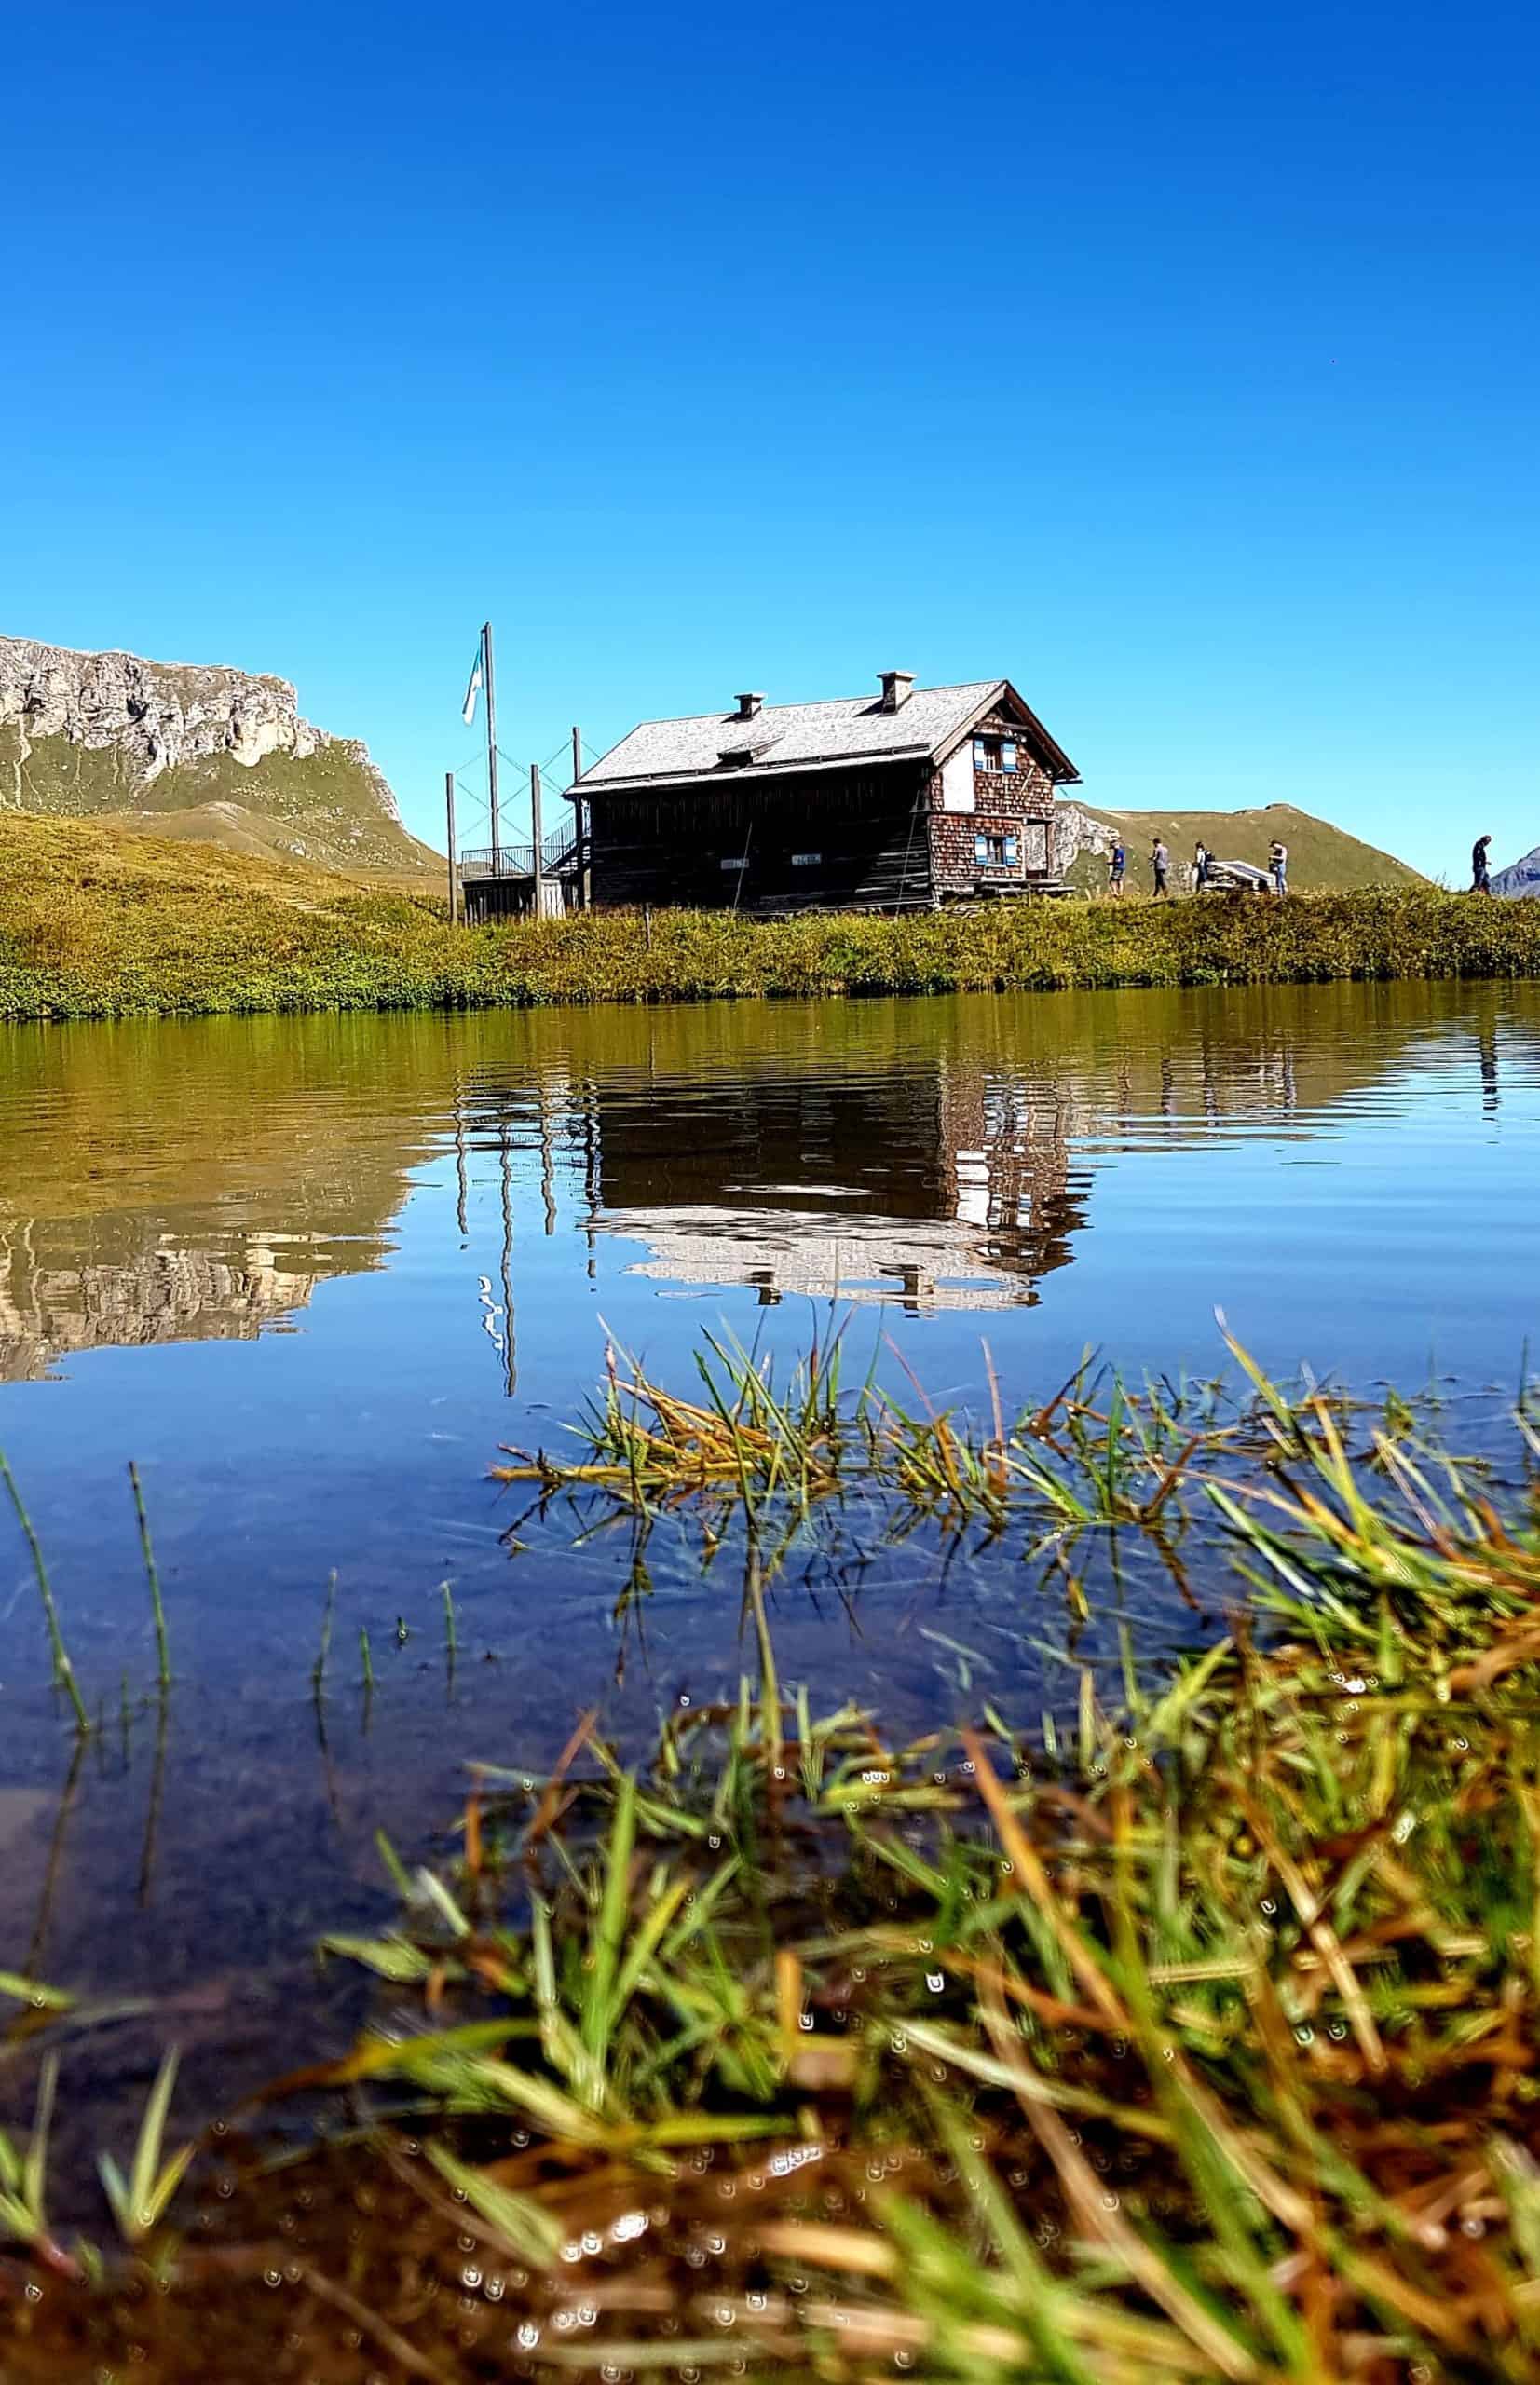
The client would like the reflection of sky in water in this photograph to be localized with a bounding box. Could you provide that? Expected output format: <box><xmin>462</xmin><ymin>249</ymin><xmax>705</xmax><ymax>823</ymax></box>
<box><xmin>0</xmin><ymin>978</ymin><xmax>1536</xmax><ymax>2111</ymax></box>
<box><xmin>0</xmin><ymin>982</ymin><xmax>1536</xmax><ymax>1655</ymax></box>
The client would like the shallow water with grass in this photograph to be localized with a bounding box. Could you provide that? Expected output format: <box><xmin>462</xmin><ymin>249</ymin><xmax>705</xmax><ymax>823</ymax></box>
<box><xmin>2</xmin><ymin>976</ymin><xmax>1539</xmax><ymax>2148</ymax></box>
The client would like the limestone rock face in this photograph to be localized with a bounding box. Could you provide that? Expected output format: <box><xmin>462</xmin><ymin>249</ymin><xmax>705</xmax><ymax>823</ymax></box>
<box><xmin>1052</xmin><ymin>799</ymin><xmax>1118</xmax><ymax>879</ymax></box>
<box><xmin>0</xmin><ymin>634</ymin><xmax>433</xmax><ymax>875</ymax></box>
<box><xmin>1492</xmin><ymin>846</ymin><xmax>1540</xmax><ymax>900</ymax></box>
<box><xmin>0</xmin><ymin>636</ymin><xmax>357</xmax><ymax>795</ymax></box>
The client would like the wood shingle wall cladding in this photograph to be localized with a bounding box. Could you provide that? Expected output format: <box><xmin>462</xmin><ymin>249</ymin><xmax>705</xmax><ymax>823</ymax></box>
<box><xmin>585</xmin><ymin>763</ymin><xmax>937</xmax><ymax>914</ymax></box>
<box><xmin>926</xmin><ymin>713</ymin><xmax>1058</xmax><ymax>897</ymax></box>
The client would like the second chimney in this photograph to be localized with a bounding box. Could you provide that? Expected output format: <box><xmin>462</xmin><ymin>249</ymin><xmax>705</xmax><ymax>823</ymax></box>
<box><xmin>735</xmin><ymin>691</ymin><xmax>765</xmax><ymax>720</ymax></box>
<box><xmin>879</xmin><ymin>670</ymin><xmax>915</xmax><ymax>711</ymax></box>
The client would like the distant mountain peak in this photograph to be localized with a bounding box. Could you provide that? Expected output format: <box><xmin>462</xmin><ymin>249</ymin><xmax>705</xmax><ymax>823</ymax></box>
<box><xmin>1492</xmin><ymin>846</ymin><xmax>1540</xmax><ymax>900</ymax></box>
<box><xmin>1056</xmin><ymin>799</ymin><xmax>1424</xmax><ymax>893</ymax></box>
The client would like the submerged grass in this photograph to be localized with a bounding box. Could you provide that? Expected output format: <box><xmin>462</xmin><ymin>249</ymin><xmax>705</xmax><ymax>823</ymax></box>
<box><xmin>3</xmin><ymin>811</ymin><xmax>1540</xmax><ymax>1020</ymax></box>
<box><xmin>128</xmin><ymin>1463</ymin><xmax>170</xmax><ymax>1693</ymax></box>
<box><xmin>0</xmin><ymin>1451</ymin><xmax>89</xmax><ymax>1733</ymax></box>
<box><xmin>492</xmin><ymin>1320</ymin><xmax>1436</xmax><ymax>1590</ymax></box>
<box><xmin>9</xmin><ymin>1348</ymin><xmax>1540</xmax><ymax>2375</ymax></box>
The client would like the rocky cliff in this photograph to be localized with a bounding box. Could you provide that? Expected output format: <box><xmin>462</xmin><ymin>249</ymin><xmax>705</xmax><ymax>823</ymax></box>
<box><xmin>1493</xmin><ymin>846</ymin><xmax>1540</xmax><ymax>899</ymax></box>
<box><xmin>1053</xmin><ymin>800</ymin><xmax>1118</xmax><ymax>879</ymax></box>
<box><xmin>0</xmin><ymin>634</ymin><xmax>436</xmax><ymax>877</ymax></box>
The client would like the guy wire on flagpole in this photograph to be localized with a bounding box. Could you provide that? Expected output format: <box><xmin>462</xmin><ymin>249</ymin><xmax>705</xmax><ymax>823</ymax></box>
<box><xmin>483</xmin><ymin>623</ymin><xmax>500</xmax><ymax>873</ymax></box>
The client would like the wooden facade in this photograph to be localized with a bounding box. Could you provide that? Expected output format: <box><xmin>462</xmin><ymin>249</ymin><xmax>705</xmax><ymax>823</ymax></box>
<box><xmin>584</xmin><ymin>765</ymin><xmax>931</xmax><ymax>912</ymax></box>
<box><xmin>573</xmin><ymin>676</ymin><xmax>1077</xmax><ymax>916</ymax></box>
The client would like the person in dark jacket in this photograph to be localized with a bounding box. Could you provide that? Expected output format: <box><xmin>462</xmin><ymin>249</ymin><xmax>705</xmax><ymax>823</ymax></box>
<box><xmin>1108</xmin><ymin>839</ymin><xmax>1126</xmax><ymax>897</ymax></box>
<box><xmin>1472</xmin><ymin>834</ymin><xmax>1493</xmax><ymax>893</ymax></box>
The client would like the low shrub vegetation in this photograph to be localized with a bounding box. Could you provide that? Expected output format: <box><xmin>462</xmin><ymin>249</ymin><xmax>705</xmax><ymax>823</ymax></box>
<box><xmin>2</xmin><ymin>811</ymin><xmax>1538</xmax><ymax>1023</ymax></box>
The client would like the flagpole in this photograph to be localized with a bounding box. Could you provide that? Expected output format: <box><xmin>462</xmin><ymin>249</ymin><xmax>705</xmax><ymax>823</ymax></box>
<box><xmin>483</xmin><ymin>621</ymin><xmax>501</xmax><ymax>874</ymax></box>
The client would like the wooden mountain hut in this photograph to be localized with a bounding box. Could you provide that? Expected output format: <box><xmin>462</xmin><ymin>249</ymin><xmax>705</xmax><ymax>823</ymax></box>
<box><xmin>567</xmin><ymin>672</ymin><xmax>1080</xmax><ymax>913</ymax></box>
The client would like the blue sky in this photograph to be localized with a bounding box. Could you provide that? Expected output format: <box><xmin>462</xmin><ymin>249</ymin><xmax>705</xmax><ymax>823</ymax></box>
<box><xmin>4</xmin><ymin>0</ymin><xmax>1535</xmax><ymax>877</ymax></box>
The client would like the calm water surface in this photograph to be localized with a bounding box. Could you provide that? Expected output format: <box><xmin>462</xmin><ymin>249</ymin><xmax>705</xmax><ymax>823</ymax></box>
<box><xmin>2</xmin><ymin>979</ymin><xmax>1537</xmax><ymax>2134</ymax></box>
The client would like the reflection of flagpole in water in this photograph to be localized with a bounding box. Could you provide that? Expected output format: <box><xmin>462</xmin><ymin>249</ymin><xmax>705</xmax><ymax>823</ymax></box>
<box><xmin>538</xmin><ymin>1077</ymin><xmax>557</xmax><ymax>1236</ymax></box>
<box><xmin>470</xmin><ymin>1096</ymin><xmax>514</xmax><ymax>1391</ymax></box>
<box><xmin>582</xmin><ymin>1083</ymin><xmax>600</xmax><ymax>1280</ymax></box>
<box><xmin>453</xmin><ymin>1084</ymin><xmax>469</xmax><ymax>1240</ymax></box>
<box><xmin>499</xmin><ymin>1118</ymin><xmax>516</xmax><ymax>1397</ymax></box>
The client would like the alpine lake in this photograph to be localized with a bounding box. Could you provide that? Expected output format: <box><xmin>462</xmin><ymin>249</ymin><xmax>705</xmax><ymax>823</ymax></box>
<box><xmin>2</xmin><ymin>976</ymin><xmax>1537</xmax><ymax>2155</ymax></box>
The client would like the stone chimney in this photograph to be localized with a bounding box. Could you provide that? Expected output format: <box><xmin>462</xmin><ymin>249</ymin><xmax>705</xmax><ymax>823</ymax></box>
<box><xmin>878</xmin><ymin>670</ymin><xmax>915</xmax><ymax>711</ymax></box>
<box><xmin>735</xmin><ymin>691</ymin><xmax>765</xmax><ymax>720</ymax></box>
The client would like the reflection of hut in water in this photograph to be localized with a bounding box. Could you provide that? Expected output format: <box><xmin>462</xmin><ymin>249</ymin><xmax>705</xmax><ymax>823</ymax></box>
<box><xmin>589</xmin><ymin>1066</ymin><xmax>1089</xmax><ymax>1312</ymax></box>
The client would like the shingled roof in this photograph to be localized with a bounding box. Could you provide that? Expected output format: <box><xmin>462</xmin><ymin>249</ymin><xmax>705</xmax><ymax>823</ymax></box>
<box><xmin>576</xmin><ymin>677</ymin><xmax>1079</xmax><ymax>793</ymax></box>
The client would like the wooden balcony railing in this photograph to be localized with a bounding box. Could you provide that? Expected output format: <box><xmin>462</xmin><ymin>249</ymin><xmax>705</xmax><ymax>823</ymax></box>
<box><xmin>458</xmin><ymin>833</ymin><xmax>581</xmax><ymax>881</ymax></box>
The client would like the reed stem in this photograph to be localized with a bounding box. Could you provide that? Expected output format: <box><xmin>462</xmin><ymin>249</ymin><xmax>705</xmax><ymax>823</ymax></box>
<box><xmin>0</xmin><ymin>1452</ymin><xmax>89</xmax><ymax>1734</ymax></box>
<box><xmin>311</xmin><ymin>1570</ymin><xmax>337</xmax><ymax>1698</ymax></box>
<box><xmin>128</xmin><ymin>1463</ymin><xmax>170</xmax><ymax>1690</ymax></box>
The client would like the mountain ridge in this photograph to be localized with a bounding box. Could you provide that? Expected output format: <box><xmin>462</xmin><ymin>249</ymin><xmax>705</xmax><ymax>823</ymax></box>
<box><xmin>1492</xmin><ymin>845</ymin><xmax>1540</xmax><ymax>899</ymax></box>
<box><xmin>0</xmin><ymin>634</ymin><xmax>437</xmax><ymax>879</ymax></box>
<box><xmin>1058</xmin><ymin>800</ymin><xmax>1424</xmax><ymax>893</ymax></box>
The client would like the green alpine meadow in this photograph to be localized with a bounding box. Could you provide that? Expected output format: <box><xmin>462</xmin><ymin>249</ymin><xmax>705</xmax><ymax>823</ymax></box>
<box><xmin>1</xmin><ymin>810</ymin><xmax>1535</xmax><ymax>1024</ymax></box>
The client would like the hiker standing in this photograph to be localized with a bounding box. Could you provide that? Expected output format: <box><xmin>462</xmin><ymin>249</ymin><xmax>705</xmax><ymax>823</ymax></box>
<box><xmin>1108</xmin><ymin>838</ymin><xmax>1126</xmax><ymax>897</ymax></box>
<box><xmin>1269</xmin><ymin>838</ymin><xmax>1288</xmax><ymax>897</ymax></box>
<box><xmin>1152</xmin><ymin>838</ymin><xmax>1170</xmax><ymax>898</ymax></box>
<box><xmin>1472</xmin><ymin>833</ymin><xmax>1493</xmax><ymax>893</ymax></box>
<box><xmin>1193</xmin><ymin>839</ymin><xmax>1210</xmax><ymax>892</ymax></box>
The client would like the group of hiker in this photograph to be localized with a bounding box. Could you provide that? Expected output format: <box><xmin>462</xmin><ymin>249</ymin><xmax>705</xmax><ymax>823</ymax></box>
<box><xmin>1106</xmin><ymin>835</ymin><xmax>1288</xmax><ymax>899</ymax></box>
<box><xmin>1100</xmin><ymin>831</ymin><xmax>1503</xmax><ymax>902</ymax></box>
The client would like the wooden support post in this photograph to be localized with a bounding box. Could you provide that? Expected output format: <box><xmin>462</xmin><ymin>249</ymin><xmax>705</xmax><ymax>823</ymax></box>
<box><xmin>444</xmin><ymin>770</ymin><xmax>457</xmax><ymax>925</ymax></box>
<box><xmin>530</xmin><ymin>761</ymin><xmax>544</xmax><ymax>915</ymax></box>
<box><xmin>572</xmin><ymin>725</ymin><xmax>589</xmax><ymax>908</ymax></box>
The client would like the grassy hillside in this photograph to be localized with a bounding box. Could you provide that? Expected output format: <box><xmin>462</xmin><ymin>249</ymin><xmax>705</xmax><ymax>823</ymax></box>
<box><xmin>1</xmin><ymin>808</ymin><xmax>1535</xmax><ymax>1024</ymax></box>
<box><xmin>0</xmin><ymin>719</ymin><xmax>439</xmax><ymax>879</ymax></box>
<box><xmin>1068</xmin><ymin>800</ymin><xmax>1424</xmax><ymax>894</ymax></box>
